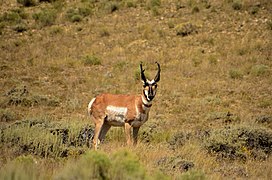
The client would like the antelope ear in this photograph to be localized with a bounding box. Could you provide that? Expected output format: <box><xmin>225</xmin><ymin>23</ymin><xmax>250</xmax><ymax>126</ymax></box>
<box><xmin>140</xmin><ymin>62</ymin><xmax>147</xmax><ymax>84</ymax></box>
<box><xmin>154</xmin><ymin>62</ymin><xmax>160</xmax><ymax>82</ymax></box>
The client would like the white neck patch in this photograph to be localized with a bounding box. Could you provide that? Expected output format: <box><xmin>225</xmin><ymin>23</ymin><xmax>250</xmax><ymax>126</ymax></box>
<box><xmin>142</xmin><ymin>95</ymin><xmax>152</xmax><ymax>105</ymax></box>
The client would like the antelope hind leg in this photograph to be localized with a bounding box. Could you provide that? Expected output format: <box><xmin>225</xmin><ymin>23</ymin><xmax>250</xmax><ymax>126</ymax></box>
<box><xmin>93</xmin><ymin>120</ymin><xmax>104</xmax><ymax>150</ymax></box>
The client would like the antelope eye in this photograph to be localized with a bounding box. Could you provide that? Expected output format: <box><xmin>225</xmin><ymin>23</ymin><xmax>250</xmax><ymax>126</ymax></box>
<box><xmin>151</xmin><ymin>84</ymin><xmax>157</xmax><ymax>90</ymax></box>
<box><xmin>144</xmin><ymin>86</ymin><xmax>149</xmax><ymax>90</ymax></box>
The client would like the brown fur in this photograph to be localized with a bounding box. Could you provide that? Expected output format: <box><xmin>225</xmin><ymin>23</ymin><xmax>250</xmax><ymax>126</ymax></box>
<box><xmin>88</xmin><ymin>93</ymin><xmax>151</xmax><ymax>150</ymax></box>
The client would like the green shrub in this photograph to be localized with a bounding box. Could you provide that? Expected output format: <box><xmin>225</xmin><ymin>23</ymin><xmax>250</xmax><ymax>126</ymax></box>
<box><xmin>110</xmin><ymin>150</ymin><xmax>147</xmax><ymax>180</ymax></box>
<box><xmin>146</xmin><ymin>0</ymin><xmax>161</xmax><ymax>15</ymax></box>
<box><xmin>55</xmin><ymin>151</ymin><xmax>111</xmax><ymax>180</ymax></box>
<box><xmin>0</xmin><ymin>109</ymin><xmax>17</xmax><ymax>122</ymax></box>
<box><xmin>99</xmin><ymin>27</ymin><xmax>110</xmax><ymax>37</ymax></box>
<box><xmin>17</xmin><ymin>0</ymin><xmax>37</xmax><ymax>7</ymax></box>
<box><xmin>49</xmin><ymin>26</ymin><xmax>63</xmax><ymax>35</ymax></box>
<box><xmin>1</xmin><ymin>11</ymin><xmax>22</xmax><ymax>24</ymax></box>
<box><xmin>204</xmin><ymin>126</ymin><xmax>272</xmax><ymax>160</ymax></box>
<box><xmin>78</xmin><ymin>6</ymin><xmax>92</xmax><ymax>17</ymax></box>
<box><xmin>250</xmin><ymin>6</ymin><xmax>259</xmax><ymax>15</ymax></box>
<box><xmin>82</xmin><ymin>54</ymin><xmax>101</xmax><ymax>66</ymax></box>
<box><xmin>2</xmin><ymin>86</ymin><xmax>60</xmax><ymax>107</ymax></box>
<box><xmin>250</xmin><ymin>64</ymin><xmax>269</xmax><ymax>77</ymax></box>
<box><xmin>232</xmin><ymin>0</ymin><xmax>242</xmax><ymax>10</ymax></box>
<box><xmin>33</xmin><ymin>9</ymin><xmax>57</xmax><ymax>27</ymax></box>
<box><xmin>13</xmin><ymin>22</ymin><xmax>28</xmax><ymax>32</ymax></box>
<box><xmin>125</xmin><ymin>0</ymin><xmax>137</xmax><ymax>8</ymax></box>
<box><xmin>178</xmin><ymin>170</ymin><xmax>206</xmax><ymax>180</ymax></box>
<box><xmin>229</xmin><ymin>69</ymin><xmax>243</xmax><ymax>79</ymax></box>
<box><xmin>0</xmin><ymin>155</ymin><xmax>40</xmax><ymax>180</ymax></box>
<box><xmin>167</xmin><ymin>21</ymin><xmax>175</xmax><ymax>29</ymax></box>
<box><xmin>206</xmin><ymin>111</ymin><xmax>240</xmax><ymax>123</ymax></box>
<box><xmin>208</xmin><ymin>55</ymin><xmax>217</xmax><ymax>65</ymax></box>
<box><xmin>0</xmin><ymin>119</ymin><xmax>93</xmax><ymax>158</ymax></box>
<box><xmin>56</xmin><ymin>150</ymin><xmax>150</xmax><ymax>180</ymax></box>
<box><xmin>66</xmin><ymin>6</ymin><xmax>92</xmax><ymax>23</ymax></box>
<box><xmin>175</xmin><ymin>23</ymin><xmax>198</xmax><ymax>37</ymax></box>
<box><xmin>146</xmin><ymin>0</ymin><xmax>161</xmax><ymax>9</ymax></box>
<box><xmin>192</xmin><ymin>6</ymin><xmax>200</xmax><ymax>13</ymax></box>
<box><xmin>105</xmin><ymin>2</ymin><xmax>120</xmax><ymax>13</ymax></box>
<box><xmin>71</xmin><ymin>14</ymin><xmax>83</xmax><ymax>22</ymax></box>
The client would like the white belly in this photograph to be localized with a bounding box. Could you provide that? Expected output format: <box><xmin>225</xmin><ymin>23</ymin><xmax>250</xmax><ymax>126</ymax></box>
<box><xmin>105</xmin><ymin>106</ymin><xmax>127</xmax><ymax>126</ymax></box>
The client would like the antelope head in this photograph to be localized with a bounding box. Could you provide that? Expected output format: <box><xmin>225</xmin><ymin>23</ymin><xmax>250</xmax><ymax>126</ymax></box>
<box><xmin>140</xmin><ymin>62</ymin><xmax>160</xmax><ymax>102</ymax></box>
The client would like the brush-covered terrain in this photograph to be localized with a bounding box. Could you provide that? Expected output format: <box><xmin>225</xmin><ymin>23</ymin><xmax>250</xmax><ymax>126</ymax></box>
<box><xmin>1</xmin><ymin>0</ymin><xmax>272</xmax><ymax>179</ymax></box>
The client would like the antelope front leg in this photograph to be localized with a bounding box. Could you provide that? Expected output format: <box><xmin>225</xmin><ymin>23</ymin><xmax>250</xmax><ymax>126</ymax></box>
<box><xmin>98</xmin><ymin>123</ymin><xmax>111</xmax><ymax>143</ymax></box>
<box><xmin>124</xmin><ymin>123</ymin><xmax>132</xmax><ymax>146</ymax></box>
<box><xmin>132</xmin><ymin>127</ymin><xmax>140</xmax><ymax>145</ymax></box>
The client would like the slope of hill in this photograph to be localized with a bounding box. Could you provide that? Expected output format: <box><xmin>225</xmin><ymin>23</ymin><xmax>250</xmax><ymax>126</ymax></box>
<box><xmin>1</xmin><ymin>0</ymin><xmax>272</xmax><ymax>179</ymax></box>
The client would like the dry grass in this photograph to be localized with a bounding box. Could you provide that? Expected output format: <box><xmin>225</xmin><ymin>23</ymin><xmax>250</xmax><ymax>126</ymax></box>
<box><xmin>1</xmin><ymin>0</ymin><xmax>272</xmax><ymax>179</ymax></box>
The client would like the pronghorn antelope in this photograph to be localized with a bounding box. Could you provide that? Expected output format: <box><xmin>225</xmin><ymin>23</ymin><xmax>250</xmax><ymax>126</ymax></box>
<box><xmin>88</xmin><ymin>62</ymin><xmax>160</xmax><ymax>150</ymax></box>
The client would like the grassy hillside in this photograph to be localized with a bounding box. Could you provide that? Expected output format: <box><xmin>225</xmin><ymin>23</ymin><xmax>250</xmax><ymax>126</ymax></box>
<box><xmin>1</xmin><ymin>0</ymin><xmax>272</xmax><ymax>179</ymax></box>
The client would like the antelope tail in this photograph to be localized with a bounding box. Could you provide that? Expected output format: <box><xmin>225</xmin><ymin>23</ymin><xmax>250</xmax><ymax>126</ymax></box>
<box><xmin>88</xmin><ymin>98</ymin><xmax>96</xmax><ymax>116</ymax></box>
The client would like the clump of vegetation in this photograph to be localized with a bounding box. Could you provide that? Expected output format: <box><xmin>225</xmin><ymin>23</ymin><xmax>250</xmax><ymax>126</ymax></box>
<box><xmin>146</xmin><ymin>0</ymin><xmax>161</xmax><ymax>9</ymax></box>
<box><xmin>0</xmin><ymin>155</ymin><xmax>40</xmax><ymax>180</ymax></box>
<box><xmin>250</xmin><ymin>64</ymin><xmax>270</xmax><ymax>77</ymax></box>
<box><xmin>56</xmin><ymin>150</ymin><xmax>150</xmax><ymax>179</ymax></box>
<box><xmin>204</xmin><ymin>126</ymin><xmax>272</xmax><ymax>160</ymax></box>
<box><xmin>206</xmin><ymin>111</ymin><xmax>240</xmax><ymax>124</ymax></box>
<box><xmin>178</xmin><ymin>170</ymin><xmax>206</xmax><ymax>180</ymax></box>
<box><xmin>249</xmin><ymin>6</ymin><xmax>259</xmax><ymax>15</ymax></box>
<box><xmin>232</xmin><ymin>0</ymin><xmax>243</xmax><ymax>10</ymax></box>
<box><xmin>157</xmin><ymin>155</ymin><xmax>195</xmax><ymax>173</ymax></box>
<box><xmin>229</xmin><ymin>69</ymin><xmax>244</xmax><ymax>79</ymax></box>
<box><xmin>105</xmin><ymin>2</ymin><xmax>120</xmax><ymax>13</ymax></box>
<box><xmin>192</xmin><ymin>6</ymin><xmax>200</xmax><ymax>13</ymax></box>
<box><xmin>82</xmin><ymin>54</ymin><xmax>101</xmax><ymax>66</ymax></box>
<box><xmin>0</xmin><ymin>119</ymin><xmax>94</xmax><ymax>158</ymax></box>
<box><xmin>1</xmin><ymin>86</ymin><xmax>60</xmax><ymax>107</ymax></box>
<box><xmin>33</xmin><ymin>8</ymin><xmax>57</xmax><ymax>27</ymax></box>
<box><xmin>1</xmin><ymin>120</ymin><xmax>69</xmax><ymax>158</ymax></box>
<box><xmin>0</xmin><ymin>8</ymin><xmax>29</xmax><ymax>32</ymax></box>
<box><xmin>17</xmin><ymin>0</ymin><xmax>37</xmax><ymax>7</ymax></box>
<box><xmin>55</xmin><ymin>151</ymin><xmax>110</xmax><ymax>179</ymax></box>
<box><xmin>13</xmin><ymin>22</ymin><xmax>28</xmax><ymax>32</ymax></box>
<box><xmin>175</xmin><ymin>23</ymin><xmax>198</xmax><ymax>37</ymax></box>
<box><xmin>168</xmin><ymin>132</ymin><xmax>191</xmax><ymax>150</ymax></box>
<box><xmin>99</xmin><ymin>27</ymin><xmax>110</xmax><ymax>37</ymax></box>
<box><xmin>0</xmin><ymin>109</ymin><xmax>17</xmax><ymax>122</ymax></box>
<box><xmin>111</xmin><ymin>150</ymin><xmax>147</xmax><ymax>179</ymax></box>
<box><xmin>66</xmin><ymin>5</ymin><xmax>92</xmax><ymax>23</ymax></box>
<box><xmin>146</xmin><ymin>0</ymin><xmax>161</xmax><ymax>15</ymax></box>
<box><xmin>125</xmin><ymin>0</ymin><xmax>137</xmax><ymax>8</ymax></box>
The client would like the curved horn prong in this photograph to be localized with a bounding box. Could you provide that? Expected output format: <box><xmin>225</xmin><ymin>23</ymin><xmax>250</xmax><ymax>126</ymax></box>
<box><xmin>140</xmin><ymin>62</ymin><xmax>147</xmax><ymax>83</ymax></box>
<box><xmin>154</xmin><ymin>62</ymin><xmax>160</xmax><ymax>82</ymax></box>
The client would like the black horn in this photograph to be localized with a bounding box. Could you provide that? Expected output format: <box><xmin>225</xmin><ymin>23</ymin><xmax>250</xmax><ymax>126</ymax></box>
<box><xmin>154</xmin><ymin>62</ymin><xmax>160</xmax><ymax>82</ymax></box>
<box><xmin>140</xmin><ymin>62</ymin><xmax>147</xmax><ymax>83</ymax></box>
